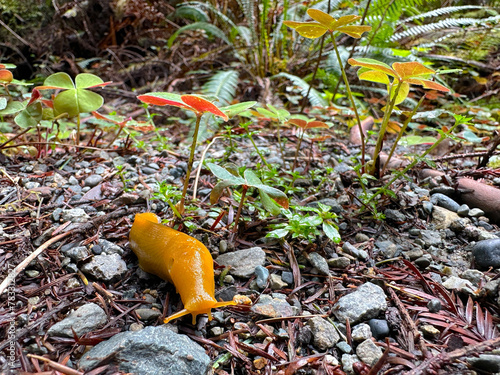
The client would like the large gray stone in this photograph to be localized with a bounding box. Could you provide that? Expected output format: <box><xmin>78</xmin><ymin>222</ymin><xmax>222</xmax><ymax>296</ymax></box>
<box><xmin>216</xmin><ymin>247</ymin><xmax>266</xmax><ymax>277</ymax></box>
<box><xmin>333</xmin><ymin>283</ymin><xmax>387</xmax><ymax>324</ymax></box>
<box><xmin>47</xmin><ymin>303</ymin><xmax>107</xmax><ymax>337</ymax></box>
<box><xmin>79</xmin><ymin>326</ymin><xmax>210</xmax><ymax>375</ymax></box>
<box><xmin>472</xmin><ymin>239</ymin><xmax>500</xmax><ymax>269</ymax></box>
<box><xmin>307</xmin><ymin>316</ymin><xmax>340</xmax><ymax>350</ymax></box>
<box><xmin>81</xmin><ymin>253</ymin><xmax>127</xmax><ymax>282</ymax></box>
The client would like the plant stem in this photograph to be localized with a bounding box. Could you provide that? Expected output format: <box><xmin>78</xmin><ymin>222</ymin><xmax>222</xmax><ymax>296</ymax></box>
<box><xmin>245</xmin><ymin>126</ymin><xmax>271</xmax><ymax>169</ymax></box>
<box><xmin>381</xmin><ymin>95</ymin><xmax>425</xmax><ymax>176</ymax></box>
<box><xmin>233</xmin><ymin>185</ymin><xmax>248</xmax><ymax>233</ymax></box>
<box><xmin>370</xmin><ymin>80</ymin><xmax>402</xmax><ymax>176</ymax></box>
<box><xmin>292</xmin><ymin>128</ymin><xmax>305</xmax><ymax>172</ymax></box>
<box><xmin>76</xmin><ymin>114</ymin><xmax>81</xmax><ymax>145</ymax></box>
<box><xmin>179</xmin><ymin>114</ymin><xmax>202</xmax><ymax>214</ymax></box>
<box><xmin>331</xmin><ymin>33</ymin><xmax>366</xmax><ymax>172</ymax></box>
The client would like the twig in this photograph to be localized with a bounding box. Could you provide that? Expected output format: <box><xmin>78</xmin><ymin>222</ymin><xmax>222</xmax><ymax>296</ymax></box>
<box><xmin>27</xmin><ymin>354</ymin><xmax>84</xmax><ymax>375</ymax></box>
<box><xmin>406</xmin><ymin>336</ymin><xmax>500</xmax><ymax>375</ymax></box>
<box><xmin>192</xmin><ymin>136</ymin><xmax>220</xmax><ymax>200</ymax></box>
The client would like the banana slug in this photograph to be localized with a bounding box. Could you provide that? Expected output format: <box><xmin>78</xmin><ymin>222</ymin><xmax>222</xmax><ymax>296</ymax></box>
<box><xmin>129</xmin><ymin>212</ymin><xmax>236</xmax><ymax>324</ymax></box>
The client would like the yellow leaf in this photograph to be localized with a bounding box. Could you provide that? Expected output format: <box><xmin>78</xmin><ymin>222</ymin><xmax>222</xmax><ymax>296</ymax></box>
<box><xmin>295</xmin><ymin>24</ymin><xmax>328</xmax><ymax>38</ymax></box>
<box><xmin>392</xmin><ymin>62</ymin><xmax>434</xmax><ymax>80</ymax></box>
<box><xmin>331</xmin><ymin>15</ymin><xmax>362</xmax><ymax>29</ymax></box>
<box><xmin>307</xmin><ymin>8</ymin><xmax>336</xmax><ymax>29</ymax></box>
<box><xmin>389</xmin><ymin>82</ymin><xmax>410</xmax><ymax>105</ymax></box>
<box><xmin>358</xmin><ymin>70</ymin><xmax>391</xmax><ymax>85</ymax></box>
<box><xmin>336</xmin><ymin>25</ymin><xmax>371</xmax><ymax>38</ymax></box>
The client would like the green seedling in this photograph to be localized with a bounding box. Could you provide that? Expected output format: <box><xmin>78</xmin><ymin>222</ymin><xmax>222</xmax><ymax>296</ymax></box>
<box><xmin>153</xmin><ymin>181</ymin><xmax>183</xmax><ymax>219</ymax></box>
<box><xmin>36</xmin><ymin>72</ymin><xmax>111</xmax><ymax>145</ymax></box>
<box><xmin>267</xmin><ymin>203</ymin><xmax>340</xmax><ymax>244</ymax></box>
<box><xmin>137</xmin><ymin>93</ymin><xmax>255</xmax><ymax>215</ymax></box>
<box><xmin>348</xmin><ymin>58</ymin><xmax>450</xmax><ymax>176</ymax></box>
<box><xmin>284</xmin><ymin>9</ymin><xmax>371</xmax><ymax>170</ymax></box>
<box><xmin>207</xmin><ymin>162</ymin><xmax>288</xmax><ymax>233</ymax></box>
<box><xmin>256</xmin><ymin>104</ymin><xmax>290</xmax><ymax>160</ymax></box>
<box><xmin>287</xmin><ymin>118</ymin><xmax>329</xmax><ymax>172</ymax></box>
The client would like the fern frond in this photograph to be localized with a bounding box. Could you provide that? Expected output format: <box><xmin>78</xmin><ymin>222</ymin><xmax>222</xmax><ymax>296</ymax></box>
<box><xmin>401</xmin><ymin>5</ymin><xmax>485</xmax><ymax>23</ymax></box>
<box><xmin>392</xmin><ymin>15</ymin><xmax>500</xmax><ymax>42</ymax></box>
<box><xmin>179</xmin><ymin>2</ymin><xmax>238</xmax><ymax>30</ymax></box>
<box><xmin>272</xmin><ymin>72</ymin><xmax>328</xmax><ymax>107</ymax></box>
<box><xmin>368</xmin><ymin>0</ymin><xmax>423</xmax><ymax>22</ymax></box>
<box><xmin>167</xmin><ymin>22</ymin><xmax>230</xmax><ymax>48</ymax></box>
<box><xmin>237</xmin><ymin>0</ymin><xmax>257</xmax><ymax>43</ymax></box>
<box><xmin>174</xmin><ymin>5</ymin><xmax>209</xmax><ymax>22</ymax></box>
<box><xmin>202</xmin><ymin>70</ymin><xmax>240</xmax><ymax>105</ymax></box>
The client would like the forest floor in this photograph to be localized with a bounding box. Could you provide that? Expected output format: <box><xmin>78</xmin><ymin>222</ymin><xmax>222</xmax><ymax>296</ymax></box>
<box><xmin>1</xmin><ymin>101</ymin><xmax>500</xmax><ymax>375</ymax></box>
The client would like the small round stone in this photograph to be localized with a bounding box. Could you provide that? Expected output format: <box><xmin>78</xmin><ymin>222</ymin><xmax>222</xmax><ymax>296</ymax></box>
<box><xmin>414</xmin><ymin>256</ymin><xmax>431</xmax><ymax>269</ymax></box>
<box><xmin>427</xmin><ymin>299</ymin><xmax>442</xmax><ymax>313</ymax></box>
<box><xmin>368</xmin><ymin>319</ymin><xmax>390</xmax><ymax>339</ymax></box>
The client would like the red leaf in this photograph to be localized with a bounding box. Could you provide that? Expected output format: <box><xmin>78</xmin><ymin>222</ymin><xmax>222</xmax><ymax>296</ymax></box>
<box><xmin>181</xmin><ymin>95</ymin><xmax>228</xmax><ymax>120</ymax></box>
<box><xmin>137</xmin><ymin>94</ymin><xmax>192</xmax><ymax>110</ymax></box>
<box><xmin>27</xmin><ymin>88</ymin><xmax>41</xmax><ymax>106</ymax></box>
<box><xmin>0</xmin><ymin>69</ymin><xmax>13</xmax><ymax>83</ymax></box>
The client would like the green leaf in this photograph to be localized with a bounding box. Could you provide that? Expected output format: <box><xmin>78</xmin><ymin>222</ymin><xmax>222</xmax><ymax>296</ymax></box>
<box><xmin>260</xmin><ymin>190</ymin><xmax>282</xmax><ymax>216</ymax></box>
<box><xmin>0</xmin><ymin>97</ymin><xmax>7</xmax><ymax>110</ymax></box>
<box><xmin>75</xmin><ymin>73</ymin><xmax>105</xmax><ymax>89</ymax></box>
<box><xmin>220</xmin><ymin>101</ymin><xmax>256</xmax><ymax>119</ymax></box>
<box><xmin>389</xmin><ymin>82</ymin><xmax>410</xmax><ymax>105</ymax></box>
<box><xmin>41</xmin><ymin>72</ymin><xmax>74</xmax><ymax>89</ymax></box>
<box><xmin>167</xmin><ymin>22</ymin><xmax>230</xmax><ymax>48</ymax></box>
<box><xmin>266</xmin><ymin>228</ymin><xmax>290</xmax><ymax>238</ymax></box>
<box><xmin>210</xmin><ymin>180</ymin><xmax>235</xmax><ymax>204</ymax></box>
<box><xmin>0</xmin><ymin>101</ymin><xmax>24</xmax><ymax>115</ymax></box>
<box><xmin>252</xmin><ymin>184</ymin><xmax>288</xmax><ymax>209</ymax></box>
<box><xmin>348</xmin><ymin>58</ymin><xmax>396</xmax><ymax>78</ymax></box>
<box><xmin>14</xmin><ymin>102</ymin><xmax>42</xmax><ymax>128</ymax></box>
<box><xmin>256</xmin><ymin>108</ymin><xmax>277</xmax><ymax>118</ymax></box>
<box><xmin>207</xmin><ymin>163</ymin><xmax>245</xmax><ymax>184</ymax></box>
<box><xmin>323</xmin><ymin>222</ymin><xmax>341</xmax><ymax>243</ymax></box>
<box><xmin>243</xmin><ymin>169</ymin><xmax>263</xmax><ymax>186</ymax></box>
<box><xmin>53</xmin><ymin>89</ymin><xmax>104</xmax><ymax>117</ymax></box>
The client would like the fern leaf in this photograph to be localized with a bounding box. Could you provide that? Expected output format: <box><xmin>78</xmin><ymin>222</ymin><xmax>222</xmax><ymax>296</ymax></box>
<box><xmin>167</xmin><ymin>22</ymin><xmax>230</xmax><ymax>48</ymax></box>
<box><xmin>202</xmin><ymin>70</ymin><xmax>240</xmax><ymax>105</ymax></box>
<box><xmin>175</xmin><ymin>5</ymin><xmax>209</xmax><ymax>22</ymax></box>
<box><xmin>272</xmin><ymin>72</ymin><xmax>328</xmax><ymax>107</ymax></box>
<box><xmin>401</xmin><ymin>5</ymin><xmax>485</xmax><ymax>23</ymax></box>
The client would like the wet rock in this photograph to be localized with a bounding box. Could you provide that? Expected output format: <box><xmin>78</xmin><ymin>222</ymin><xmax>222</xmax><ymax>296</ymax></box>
<box><xmin>418</xmin><ymin>230</ymin><xmax>442</xmax><ymax>248</ymax></box>
<box><xmin>442</xmin><ymin>276</ymin><xmax>476</xmax><ymax>295</ymax></box>
<box><xmin>79</xmin><ymin>325</ymin><xmax>210</xmax><ymax>375</ymax></box>
<box><xmin>307</xmin><ymin>317</ymin><xmax>340</xmax><ymax>350</ymax></box>
<box><xmin>48</xmin><ymin>303</ymin><xmax>106</xmax><ymax>337</ymax></box>
<box><xmin>269</xmin><ymin>274</ymin><xmax>288</xmax><ymax>290</ymax></box>
<box><xmin>384</xmin><ymin>209</ymin><xmax>406</xmax><ymax>222</ymax></box>
<box><xmin>414</xmin><ymin>256</ymin><xmax>431</xmax><ymax>269</ymax></box>
<box><xmin>333</xmin><ymin>283</ymin><xmax>387</xmax><ymax>324</ymax></box>
<box><xmin>98</xmin><ymin>239</ymin><xmax>125</xmax><ymax>256</ymax></box>
<box><xmin>351</xmin><ymin>323</ymin><xmax>372</xmax><ymax>342</ymax></box>
<box><xmin>62</xmin><ymin>246</ymin><xmax>89</xmax><ymax>262</ymax></box>
<box><xmin>342</xmin><ymin>242</ymin><xmax>369</xmax><ymax>261</ymax></box>
<box><xmin>422</xmin><ymin>201</ymin><xmax>433</xmax><ymax>215</ymax></box>
<box><xmin>472</xmin><ymin>239</ymin><xmax>500</xmax><ymax>269</ymax></box>
<box><xmin>336</xmin><ymin>341</ymin><xmax>352</xmax><ymax>354</ymax></box>
<box><xmin>135</xmin><ymin>308</ymin><xmax>162</xmax><ymax>321</ymax></box>
<box><xmin>430</xmin><ymin>193</ymin><xmax>460</xmax><ymax>212</ymax></box>
<box><xmin>431</xmin><ymin>206</ymin><xmax>461</xmax><ymax>230</ymax></box>
<box><xmin>254</xmin><ymin>266</ymin><xmax>269</xmax><ymax>289</ymax></box>
<box><xmin>61</xmin><ymin>208</ymin><xmax>90</xmax><ymax>223</ymax></box>
<box><xmin>308</xmin><ymin>252</ymin><xmax>330</xmax><ymax>276</ymax></box>
<box><xmin>356</xmin><ymin>339</ymin><xmax>383</xmax><ymax>366</ymax></box>
<box><xmin>281</xmin><ymin>271</ymin><xmax>294</xmax><ymax>285</ymax></box>
<box><xmin>341</xmin><ymin>354</ymin><xmax>360</xmax><ymax>375</ymax></box>
<box><xmin>427</xmin><ymin>299</ymin><xmax>442</xmax><ymax>313</ymax></box>
<box><xmin>84</xmin><ymin>174</ymin><xmax>103</xmax><ymax>188</ymax></box>
<box><xmin>467</xmin><ymin>354</ymin><xmax>500</xmax><ymax>373</ymax></box>
<box><xmin>368</xmin><ymin>319</ymin><xmax>390</xmax><ymax>339</ymax></box>
<box><xmin>328</xmin><ymin>257</ymin><xmax>350</xmax><ymax>269</ymax></box>
<box><xmin>250</xmin><ymin>294</ymin><xmax>296</xmax><ymax>318</ymax></box>
<box><xmin>81</xmin><ymin>254</ymin><xmax>128</xmax><ymax>282</ymax></box>
<box><xmin>216</xmin><ymin>247</ymin><xmax>266</xmax><ymax>277</ymax></box>
<box><xmin>457</xmin><ymin>204</ymin><xmax>470</xmax><ymax>217</ymax></box>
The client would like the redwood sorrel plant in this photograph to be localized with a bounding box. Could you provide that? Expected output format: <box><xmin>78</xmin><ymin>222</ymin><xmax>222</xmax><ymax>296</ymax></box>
<box><xmin>138</xmin><ymin>93</ymin><xmax>256</xmax><ymax>215</ymax></box>
<box><xmin>348</xmin><ymin>58</ymin><xmax>450</xmax><ymax>176</ymax></box>
<box><xmin>287</xmin><ymin>118</ymin><xmax>329</xmax><ymax>172</ymax></box>
<box><xmin>284</xmin><ymin>9</ymin><xmax>371</xmax><ymax>170</ymax></box>
<box><xmin>36</xmin><ymin>73</ymin><xmax>111</xmax><ymax>144</ymax></box>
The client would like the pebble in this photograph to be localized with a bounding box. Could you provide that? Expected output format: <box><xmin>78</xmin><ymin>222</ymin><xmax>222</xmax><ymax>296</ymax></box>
<box><xmin>47</xmin><ymin>303</ymin><xmax>107</xmax><ymax>337</ymax></box>
<box><xmin>355</xmin><ymin>233</ymin><xmax>370</xmax><ymax>243</ymax></box>
<box><xmin>368</xmin><ymin>319</ymin><xmax>390</xmax><ymax>339</ymax></box>
<box><xmin>62</xmin><ymin>246</ymin><xmax>89</xmax><ymax>262</ymax></box>
<box><xmin>281</xmin><ymin>271</ymin><xmax>294</xmax><ymax>285</ymax></box>
<box><xmin>422</xmin><ymin>201</ymin><xmax>433</xmax><ymax>215</ymax></box>
<box><xmin>341</xmin><ymin>354</ymin><xmax>360</xmax><ymax>375</ymax></box>
<box><xmin>81</xmin><ymin>254</ymin><xmax>128</xmax><ymax>282</ymax></box>
<box><xmin>307</xmin><ymin>316</ymin><xmax>340</xmax><ymax>350</ymax></box>
<box><xmin>99</xmin><ymin>239</ymin><xmax>125</xmax><ymax>256</ymax></box>
<box><xmin>472</xmin><ymin>239</ymin><xmax>500</xmax><ymax>269</ymax></box>
<box><xmin>84</xmin><ymin>174</ymin><xmax>103</xmax><ymax>187</ymax></box>
<box><xmin>421</xmin><ymin>324</ymin><xmax>440</xmax><ymax>339</ymax></box>
<box><xmin>427</xmin><ymin>299</ymin><xmax>442</xmax><ymax>313</ymax></box>
<box><xmin>269</xmin><ymin>274</ymin><xmax>288</xmax><ymax>290</ymax></box>
<box><xmin>351</xmin><ymin>323</ymin><xmax>372</xmax><ymax>342</ymax></box>
<box><xmin>457</xmin><ymin>204</ymin><xmax>470</xmax><ymax>217</ymax></box>
<box><xmin>328</xmin><ymin>257</ymin><xmax>351</xmax><ymax>269</ymax></box>
<box><xmin>356</xmin><ymin>339</ymin><xmax>383</xmax><ymax>366</ymax></box>
<box><xmin>414</xmin><ymin>256</ymin><xmax>431</xmax><ymax>269</ymax></box>
<box><xmin>336</xmin><ymin>341</ymin><xmax>352</xmax><ymax>353</ymax></box>
<box><xmin>384</xmin><ymin>209</ymin><xmax>406</xmax><ymax>222</ymax></box>
<box><xmin>442</xmin><ymin>276</ymin><xmax>477</xmax><ymax>295</ymax></box>
<box><xmin>376</xmin><ymin>240</ymin><xmax>398</xmax><ymax>258</ymax></box>
<box><xmin>467</xmin><ymin>354</ymin><xmax>500</xmax><ymax>373</ymax></box>
<box><xmin>66</xmin><ymin>278</ymin><xmax>80</xmax><ymax>288</ymax></box>
<box><xmin>216</xmin><ymin>247</ymin><xmax>266</xmax><ymax>278</ymax></box>
<box><xmin>129</xmin><ymin>323</ymin><xmax>144</xmax><ymax>332</ymax></box>
<box><xmin>333</xmin><ymin>283</ymin><xmax>388</xmax><ymax>324</ymax></box>
<box><xmin>254</xmin><ymin>265</ymin><xmax>269</xmax><ymax>289</ymax></box>
<box><xmin>79</xmin><ymin>326</ymin><xmax>210</xmax><ymax>375</ymax></box>
<box><xmin>430</xmin><ymin>193</ymin><xmax>460</xmax><ymax>212</ymax></box>
<box><xmin>219</xmin><ymin>240</ymin><xmax>228</xmax><ymax>253</ymax></box>
<box><xmin>342</xmin><ymin>242</ymin><xmax>369</xmax><ymax>261</ymax></box>
<box><xmin>460</xmin><ymin>269</ymin><xmax>484</xmax><ymax>285</ymax></box>
<box><xmin>431</xmin><ymin>206</ymin><xmax>461</xmax><ymax>230</ymax></box>
<box><xmin>135</xmin><ymin>308</ymin><xmax>162</xmax><ymax>321</ymax></box>
<box><xmin>308</xmin><ymin>252</ymin><xmax>330</xmax><ymax>276</ymax></box>
<box><xmin>250</xmin><ymin>294</ymin><xmax>296</xmax><ymax>318</ymax></box>
<box><xmin>61</xmin><ymin>208</ymin><xmax>90</xmax><ymax>223</ymax></box>
<box><xmin>25</xmin><ymin>270</ymin><xmax>40</xmax><ymax>278</ymax></box>
<box><xmin>418</xmin><ymin>230</ymin><xmax>442</xmax><ymax>248</ymax></box>
<box><xmin>469</xmin><ymin>208</ymin><xmax>485</xmax><ymax>217</ymax></box>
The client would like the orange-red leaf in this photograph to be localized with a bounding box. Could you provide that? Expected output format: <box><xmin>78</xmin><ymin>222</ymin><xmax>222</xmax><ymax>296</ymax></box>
<box><xmin>181</xmin><ymin>95</ymin><xmax>228</xmax><ymax>121</ymax></box>
<box><xmin>137</xmin><ymin>94</ymin><xmax>192</xmax><ymax>110</ymax></box>
<box><xmin>274</xmin><ymin>196</ymin><xmax>289</xmax><ymax>209</ymax></box>
<box><xmin>392</xmin><ymin>62</ymin><xmax>435</xmax><ymax>79</ymax></box>
<box><xmin>0</xmin><ymin>69</ymin><xmax>13</xmax><ymax>83</ymax></box>
<box><xmin>304</xmin><ymin>121</ymin><xmax>329</xmax><ymax>129</ymax></box>
<box><xmin>348</xmin><ymin>58</ymin><xmax>396</xmax><ymax>78</ymax></box>
<box><xmin>288</xmin><ymin>118</ymin><xmax>307</xmax><ymax>128</ymax></box>
<box><xmin>406</xmin><ymin>78</ymin><xmax>449</xmax><ymax>92</ymax></box>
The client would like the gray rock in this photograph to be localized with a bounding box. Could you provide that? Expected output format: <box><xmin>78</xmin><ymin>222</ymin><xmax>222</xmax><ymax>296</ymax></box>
<box><xmin>368</xmin><ymin>319</ymin><xmax>390</xmax><ymax>339</ymax></box>
<box><xmin>62</xmin><ymin>246</ymin><xmax>89</xmax><ymax>262</ymax></box>
<box><xmin>216</xmin><ymin>247</ymin><xmax>266</xmax><ymax>277</ymax></box>
<box><xmin>376</xmin><ymin>240</ymin><xmax>398</xmax><ymax>258</ymax></box>
<box><xmin>79</xmin><ymin>325</ymin><xmax>210</xmax><ymax>375</ymax></box>
<box><xmin>341</xmin><ymin>354</ymin><xmax>360</xmax><ymax>375</ymax></box>
<box><xmin>414</xmin><ymin>256</ymin><xmax>431</xmax><ymax>269</ymax></box>
<box><xmin>328</xmin><ymin>257</ymin><xmax>350</xmax><ymax>269</ymax></box>
<box><xmin>442</xmin><ymin>276</ymin><xmax>476</xmax><ymax>295</ymax></box>
<box><xmin>250</xmin><ymin>294</ymin><xmax>296</xmax><ymax>318</ymax></box>
<box><xmin>135</xmin><ymin>308</ymin><xmax>162</xmax><ymax>321</ymax></box>
<box><xmin>84</xmin><ymin>175</ymin><xmax>103</xmax><ymax>188</ymax></box>
<box><xmin>430</xmin><ymin>193</ymin><xmax>460</xmax><ymax>212</ymax></box>
<box><xmin>356</xmin><ymin>339</ymin><xmax>383</xmax><ymax>366</ymax></box>
<box><xmin>307</xmin><ymin>317</ymin><xmax>340</xmax><ymax>350</ymax></box>
<box><xmin>351</xmin><ymin>323</ymin><xmax>372</xmax><ymax>342</ymax></box>
<box><xmin>282</xmin><ymin>271</ymin><xmax>294</xmax><ymax>285</ymax></box>
<box><xmin>467</xmin><ymin>354</ymin><xmax>500</xmax><ymax>373</ymax></box>
<box><xmin>355</xmin><ymin>233</ymin><xmax>370</xmax><ymax>243</ymax></box>
<box><xmin>460</xmin><ymin>269</ymin><xmax>484</xmax><ymax>285</ymax></box>
<box><xmin>473</xmin><ymin>239</ymin><xmax>500</xmax><ymax>269</ymax></box>
<box><xmin>384</xmin><ymin>209</ymin><xmax>406</xmax><ymax>222</ymax></box>
<box><xmin>422</xmin><ymin>201</ymin><xmax>433</xmax><ymax>215</ymax></box>
<box><xmin>25</xmin><ymin>270</ymin><xmax>40</xmax><ymax>278</ymax></box>
<box><xmin>61</xmin><ymin>208</ymin><xmax>90</xmax><ymax>223</ymax></box>
<box><xmin>308</xmin><ymin>252</ymin><xmax>330</xmax><ymax>276</ymax></box>
<box><xmin>48</xmin><ymin>303</ymin><xmax>106</xmax><ymax>337</ymax></box>
<box><xmin>457</xmin><ymin>204</ymin><xmax>470</xmax><ymax>217</ymax></box>
<box><xmin>342</xmin><ymin>242</ymin><xmax>369</xmax><ymax>261</ymax></box>
<box><xmin>469</xmin><ymin>208</ymin><xmax>485</xmax><ymax>217</ymax></box>
<box><xmin>336</xmin><ymin>341</ymin><xmax>352</xmax><ymax>354</ymax></box>
<box><xmin>269</xmin><ymin>274</ymin><xmax>288</xmax><ymax>290</ymax></box>
<box><xmin>419</xmin><ymin>230</ymin><xmax>442</xmax><ymax>248</ymax></box>
<box><xmin>219</xmin><ymin>240</ymin><xmax>228</xmax><ymax>254</ymax></box>
<box><xmin>427</xmin><ymin>299</ymin><xmax>442</xmax><ymax>313</ymax></box>
<box><xmin>81</xmin><ymin>254</ymin><xmax>127</xmax><ymax>282</ymax></box>
<box><xmin>98</xmin><ymin>239</ymin><xmax>125</xmax><ymax>256</ymax></box>
<box><xmin>333</xmin><ymin>283</ymin><xmax>387</xmax><ymax>324</ymax></box>
<box><xmin>254</xmin><ymin>265</ymin><xmax>269</xmax><ymax>289</ymax></box>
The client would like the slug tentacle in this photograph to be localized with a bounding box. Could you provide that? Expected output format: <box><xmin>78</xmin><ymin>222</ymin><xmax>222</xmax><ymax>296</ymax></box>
<box><xmin>129</xmin><ymin>212</ymin><xmax>236</xmax><ymax>324</ymax></box>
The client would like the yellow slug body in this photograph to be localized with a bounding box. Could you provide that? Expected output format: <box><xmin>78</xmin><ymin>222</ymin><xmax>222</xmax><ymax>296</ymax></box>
<box><xmin>129</xmin><ymin>212</ymin><xmax>235</xmax><ymax>324</ymax></box>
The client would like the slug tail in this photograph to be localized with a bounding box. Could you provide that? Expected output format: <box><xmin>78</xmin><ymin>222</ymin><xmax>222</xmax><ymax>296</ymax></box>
<box><xmin>163</xmin><ymin>308</ymin><xmax>191</xmax><ymax>324</ymax></box>
<box><xmin>213</xmin><ymin>300</ymin><xmax>238</xmax><ymax>308</ymax></box>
